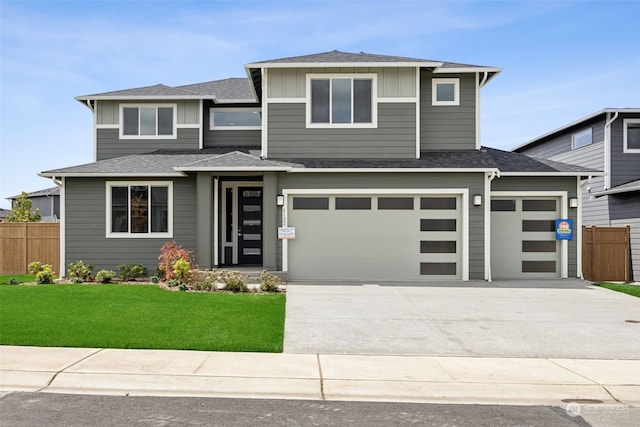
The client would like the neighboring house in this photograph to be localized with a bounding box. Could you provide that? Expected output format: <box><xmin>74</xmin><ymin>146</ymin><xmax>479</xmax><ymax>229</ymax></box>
<box><xmin>0</xmin><ymin>208</ymin><xmax>10</xmax><ymax>222</ymax></box>
<box><xmin>39</xmin><ymin>51</ymin><xmax>599</xmax><ymax>281</ymax></box>
<box><xmin>514</xmin><ymin>109</ymin><xmax>640</xmax><ymax>280</ymax></box>
<box><xmin>6</xmin><ymin>187</ymin><xmax>61</xmax><ymax>222</ymax></box>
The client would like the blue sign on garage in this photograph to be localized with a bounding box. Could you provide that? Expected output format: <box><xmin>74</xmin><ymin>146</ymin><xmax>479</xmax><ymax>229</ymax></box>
<box><xmin>556</xmin><ymin>219</ymin><xmax>573</xmax><ymax>240</ymax></box>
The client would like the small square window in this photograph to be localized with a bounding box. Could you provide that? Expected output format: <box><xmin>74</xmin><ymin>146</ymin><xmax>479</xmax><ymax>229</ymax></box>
<box><xmin>624</xmin><ymin>119</ymin><xmax>640</xmax><ymax>152</ymax></box>
<box><xmin>432</xmin><ymin>79</ymin><xmax>460</xmax><ymax>106</ymax></box>
<box><xmin>572</xmin><ymin>128</ymin><xmax>592</xmax><ymax>149</ymax></box>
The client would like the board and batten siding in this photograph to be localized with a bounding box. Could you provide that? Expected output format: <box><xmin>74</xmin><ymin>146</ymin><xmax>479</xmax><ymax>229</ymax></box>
<box><xmin>96</xmin><ymin>128</ymin><xmax>199</xmax><ymax>160</ymax></box>
<box><xmin>96</xmin><ymin>100</ymin><xmax>200</xmax><ymax>126</ymax></box>
<box><xmin>267</xmin><ymin>103</ymin><xmax>416</xmax><ymax>158</ymax></box>
<box><xmin>492</xmin><ymin>176</ymin><xmax>579</xmax><ymax>277</ymax></box>
<box><xmin>64</xmin><ymin>177</ymin><xmax>197</xmax><ymax>273</ymax></box>
<box><xmin>610</xmin><ymin>113</ymin><xmax>640</xmax><ymax>187</ymax></box>
<box><xmin>267</xmin><ymin>67</ymin><xmax>417</xmax><ymax>99</ymax></box>
<box><xmin>276</xmin><ymin>172</ymin><xmax>486</xmax><ymax>279</ymax></box>
<box><xmin>420</xmin><ymin>71</ymin><xmax>476</xmax><ymax>151</ymax></box>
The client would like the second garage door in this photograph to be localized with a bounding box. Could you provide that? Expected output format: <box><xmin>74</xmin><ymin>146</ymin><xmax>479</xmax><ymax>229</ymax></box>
<box><xmin>286</xmin><ymin>193</ymin><xmax>463</xmax><ymax>281</ymax></box>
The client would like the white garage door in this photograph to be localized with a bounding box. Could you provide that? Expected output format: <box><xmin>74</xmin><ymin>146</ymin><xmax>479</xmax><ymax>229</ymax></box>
<box><xmin>286</xmin><ymin>193</ymin><xmax>463</xmax><ymax>281</ymax></box>
<box><xmin>491</xmin><ymin>196</ymin><xmax>562</xmax><ymax>279</ymax></box>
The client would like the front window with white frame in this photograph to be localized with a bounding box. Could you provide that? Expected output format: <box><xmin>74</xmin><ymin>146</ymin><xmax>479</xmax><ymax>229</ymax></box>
<box><xmin>572</xmin><ymin>128</ymin><xmax>592</xmax><ymax>149</ymax></box>
<box><xmin>210</xmin><ymin>108</ymin><xmax>261</xmax><ymax>130</ymax></box>
<box><xmin>623</xmin><ymin>119</ymin><xmax>640</xmax><ymax>152</ymax></box>
<box><xmin>432</xmin><ymin>78</ymin><xmax>460</xmax><ymax>106</ymax></box>
<box><xmin>106</xmin><ymin>182</ymin><xmax>172</xmax><ymax>238</ymax></box>
<box><xmin>120</xmin><ymin>105</ymin><xmax>176</xmax><ymax>138</ymax></box>
<box><xmin>307</xmin><ymin>74</ymin><xmax>376</xmax><ymax>127</ymax></box>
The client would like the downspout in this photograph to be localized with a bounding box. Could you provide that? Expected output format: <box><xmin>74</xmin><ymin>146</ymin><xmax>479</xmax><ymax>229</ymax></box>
<box><xmin>479</xmin><ymin>71</ymin><xmax>489</xmax><ymax>88</ymax></box>
<box><xmin>51</xmin><ymin>176</ymin><xmax>65</xmax><ymax>279</ymax></box>
<box><xmin>485</xmin><ymin>169</ymin><xmax>500</xmax><ymax>282</ymax></box>
<box><xmin>577</xmin><ymin>175</ymin><xmax>592</xmax><ymax>279</ymax></box>
<box><xmin>603</xmin><ymin>111</ymin><xmax>619</xmax><ymax>190</ymax></box>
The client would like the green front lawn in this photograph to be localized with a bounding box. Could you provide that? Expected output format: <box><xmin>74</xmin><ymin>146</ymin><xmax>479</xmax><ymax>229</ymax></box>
<box><xmin>0</xmin><ymin>284</ymin><xmax>285</xmax><ymax>352</ymax></box>
<box><xmin>0</xmin><ymin>274</ymin><xmax>35</xmax><ymax>285</ymax></box>
<box><xmin>596</xmin><ymin>282</ymin><xmax>640</xmax><ymax>298</ymax></box>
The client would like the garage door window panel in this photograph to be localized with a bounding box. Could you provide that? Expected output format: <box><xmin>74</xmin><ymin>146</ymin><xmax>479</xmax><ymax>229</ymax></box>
<box><xmin>336</xmin><ymin>197</ymin><xmax>371</xmax><ymax>210</ymax></box>
<box><xmin>420</xmin><ymin>241</ymin><xmax>456</xmax><ymax>253</ymax></box>
<box><xmin>522</xmin><ymin>261</ymin><xmax>556</xmax><ymax>273</ymax></box>
<box><xmin>522</xmin><ymin>241</ymin><xmax>557</xmax><ymax>252</ymax></box>
<box><xmin>292</xmin><ymin>197</ymin><xmax>330</xmax><ymax>210</ymax></box>
<box><xmin>420</xmin><ymin>197</ymin><xmax>456</xmax><ymax>210</ymax></box>
<box><xmin>420</xmin><ymin>262</ymin><xmax>457</xmax><ymax>275</ymax></box>
<box><xmin>378</xmin><ymin>197</ymin><xmax>414</xmax><ymax>210</ymax></box>
<box><xmin>421</xmin><ymin>219</ymin><xmax>456</xmax><ymax>232</ymax></box>
<box><xmin>491</xmin><ymin>200</ymin><xmax>516</xmax><ymax>211</ymax></box>
<box><xmin>522</xmin><ymin>200</ymin><xmax>557</xmax><ymax>212</ymax></box>
<box><xmin>522</xmin><ymin>220</ymin><xmax>555</xmax><ymax>232</ymax></box>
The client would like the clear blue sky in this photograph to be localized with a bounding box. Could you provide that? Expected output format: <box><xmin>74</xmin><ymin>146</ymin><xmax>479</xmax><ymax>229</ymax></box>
<box><xmin>1</xmin><ymin>0</ymin><xmax>639</xmax><ymax>209</ymax></box>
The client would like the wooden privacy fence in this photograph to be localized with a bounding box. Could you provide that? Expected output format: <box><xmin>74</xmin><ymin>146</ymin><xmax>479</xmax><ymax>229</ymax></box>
<box><xmin>0</xmin><ymin>223</ymin><xmax>60</xmax><ymax>275</ymax></box>
<box><xmin>582</xmin><ymin>225</ymin><xmax>631</xmax><ymax>282</ymax></box>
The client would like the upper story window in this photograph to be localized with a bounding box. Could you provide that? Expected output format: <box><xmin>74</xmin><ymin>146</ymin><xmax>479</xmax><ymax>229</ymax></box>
<box><xmin>432</xmin><ymin>78</ymin><xmax>460</xmax><ymax>106</ymax></box>
<box><xmin>121</xmin><ymin>105</ymin><xmax>176</xmax><ymax>138</ymax></box>
<box><xmin>106</xmin><ymin>182</ymin><xmax>173</xmax><ymax>238</ymax></box>
<box><xmin>572</xmin><ymin>128</ymin><xmax>592</xmax><ymax>149</ymax></box>
<box><xmin>307</xmin><ymin>74</ymin><xmax>377</xmax><ymax>128</ymax></box>
<box><xmin>623</xmin><ymin>119</ymin><xmax>640</xmax><ymax>153</ymax></box>
<box><xmin>210</xmin><ymin>108</ymin><xmax>261</xmax><ymax>130</ymax></box>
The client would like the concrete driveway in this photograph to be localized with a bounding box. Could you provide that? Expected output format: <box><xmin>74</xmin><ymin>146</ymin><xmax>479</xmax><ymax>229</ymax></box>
<box><xmin>284</xmin><ymin>280</ymin><xmax>640</xmax><ymax>358</ymax></box>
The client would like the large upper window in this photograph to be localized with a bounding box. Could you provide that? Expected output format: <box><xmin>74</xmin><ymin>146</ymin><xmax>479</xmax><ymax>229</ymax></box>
<box><xmin>432</xmin><ymin>78</ymin><xmax>460</xmax><ymax>106</ymax></box>
<box><xmin>307</xmin><ymin>75</ymin><xmax>376</xmax><ymax>127</ymax></box>
<box><xmin>572</xmin><ymin>128</ymin><xmax>592</xmax><ymax>149</ymax></box>
<box><xmin>210</xmin><ymin>108</ymin><xmax>261</xmax><ymax>130</ymax></box>
<box><xmin>624</xmin><ymin>119</ymin><xmax>640</xmax><ymax>153</ymax></box>
<box><xmin>106</xmin><ymin>182</ymin><xmax>172</xmax><ymax>238</ymax></box>
<box><xmin>121</xmin><ymin>105</ymin><xmax>175</xmax><ymax>138</ymax></box>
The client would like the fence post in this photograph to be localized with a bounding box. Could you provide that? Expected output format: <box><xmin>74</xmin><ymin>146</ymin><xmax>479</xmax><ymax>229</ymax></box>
<box><xmin>22</xmin><ymin>222</ymin><xmax>28</xmax><ymax>274</ymax></box>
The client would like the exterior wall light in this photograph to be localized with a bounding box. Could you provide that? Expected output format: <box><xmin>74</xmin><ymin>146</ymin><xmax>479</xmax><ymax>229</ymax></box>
<box><xmin>569</xmin><ymin>197</ymin><xmax>578</xmax><ymax>208</ymax></box>
<box><xmin>473</xmin><ymin>194</ymin><xmax>482</xmax><ymax>206</ymax></box>
<box><xmin>276</xmin><ymin>195</ymin><xmax>285</xmax><ymax>206</ymax></box>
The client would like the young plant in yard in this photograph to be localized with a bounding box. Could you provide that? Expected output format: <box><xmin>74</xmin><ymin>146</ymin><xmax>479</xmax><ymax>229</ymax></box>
<box><xmin>118</xmin><ymin>264</ymin><xmax>148</xmax><ymax>281</ymax></box>
<box><xmin>28</xmin><ymin>261</ymin><xmax>43</xmax><ymax>276</ymax></box>
<box><xmin>35</xmin><ymin>265</ymin><xmax>55</xmax><ymax>284</ymax></box>
<box><xmin>189</xmin><ymin>270</ymin><xmax>218</xmax><ymax>292</ymax></box>
<box><xmin>6</xmin><ymin>192</ymin><xmax>41</xmax><ymax>222</ymax></box>
<box><xmin>172</xmin><ymin>258</ymin><xmax>192</xmax><ymax>285</ymax></box>
<box><xmin>95</xmin><ymin>270</ymin><xmax>116</xmax><ymax>284</ymax></box>
<box><xmin>158</xmin><ymin>241</ymin><xmax>193</xmax><ymax>281</ymax></box>
<box><xmin>220</xmin><ymin>270</ymin><xmax>249</xmax><ymax>293</ymax></box>
<box><xmin>67</xmin><ymin>260</ymin><xmax>94</xmax><ymax>281</ymax></box>
<box><xmin>259</xmin><ymin>270</ymin><xmax>283</xmax><ymax>293</ymax></box>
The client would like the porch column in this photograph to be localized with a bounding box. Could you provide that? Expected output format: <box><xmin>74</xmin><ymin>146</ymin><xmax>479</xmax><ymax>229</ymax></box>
<box><xmin>262</xmin><ymin>172</ymin><xmax>278</xmax><ymax>271</ymax></box>
<box><xmin>196</xmin><ymin>173</ymin><xmax>213</xmax><ymax>270</ymax></box>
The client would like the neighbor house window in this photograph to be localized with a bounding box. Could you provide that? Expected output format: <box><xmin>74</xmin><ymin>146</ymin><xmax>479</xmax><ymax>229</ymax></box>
<box><xmin>307</xmin><ymin>74</ymin><xmax>376</xmax><ymax>127</ymax></box>
<box><xmin>121</xmin><ymin>105</ymin><xmax>176</xmax><ymax>138</ymax></box>
<box><xmin>107</xmin><ymin>182</ymin><xmax>172</xmax><ymax>238</ymax></box>
<box><xmin>572</xmin><ymin>128</ymin><xmax>592</xmax><ymax>149</ymax></box>
<box><xmin>623</xmin><ymin>119</ymin><xmax>640</xmax><ymax>152</ymax></box>
<box><xmin>210</xmin><ymin>108</ymin><xmax>261</xmax><ymax>130</ymax></box>
<box><xmin>432</xmin><ymin>78</ymin><xmax>460</xmax><ymax>106</ymax></box>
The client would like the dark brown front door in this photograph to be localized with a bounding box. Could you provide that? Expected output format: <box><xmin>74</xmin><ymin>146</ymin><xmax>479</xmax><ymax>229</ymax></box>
<box><xmin>238</xmin><ymin>187</ymin><xmax>263</xmax><ymax>264</ymax></box>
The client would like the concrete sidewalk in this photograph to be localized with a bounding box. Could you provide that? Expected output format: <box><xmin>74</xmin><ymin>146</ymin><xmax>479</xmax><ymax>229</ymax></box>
<box><xmin>1</xmin><ymin>346</ymin><xmax>638</xmax><ymax>409</ymax></box>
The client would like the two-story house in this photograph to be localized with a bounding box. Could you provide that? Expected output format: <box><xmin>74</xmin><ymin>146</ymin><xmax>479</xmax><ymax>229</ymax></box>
<box><xmin>514</xmin><ymin>109</ymin><xmax>640</xmax><ymax>280</ymax></box>
<box><xmin>40</xmin><ymin>51</ymin><xmax>599</xmax><ymax>281</ymax></box>
<box><xmin>7</xmin><ymin>187</ymin><xmax>61</xmax><ymax>222</ymax></box>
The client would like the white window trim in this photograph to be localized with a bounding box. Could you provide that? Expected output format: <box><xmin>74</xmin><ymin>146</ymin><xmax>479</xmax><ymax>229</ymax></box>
<box><xmin>623</xmin><ymin>118</ymin><xmax>640</xmax><ymax>153</ymax></box>
<box><xmin>119</xmin><ymin>104</ymin><xmax>177</xmax><ymax>139</ymax></box>
<box><xmin>432</xmin><ymin>78</ymin><xmax>460</xmax><ymax>106</ymax></box>
<box><xmin>105</xmin><ymin>181</ymin><xmax>173</xmax><ymax>239</ymax></box>
<box><xmin>210</xmin><ymin>107</ymin><xmax>262</xmax><ymax>131</ymax></box>
<box><xmin>571</xmin><ymin>127</ymin><xmax>593</xmax><ymax>150</ymax></box>
<box><xmin>305</xmin><ymin>73</ymin><xmax>378</xmax><ymax>129</ymax></box>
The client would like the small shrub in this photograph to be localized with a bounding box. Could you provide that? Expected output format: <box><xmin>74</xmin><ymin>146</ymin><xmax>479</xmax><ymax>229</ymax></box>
<box><xmin>220</xmin><ymin>270</ymin><xmax>249</xmax><ymax>293</ymax></box>
<box><xmin>67</xmin><ymin>260</ymin><xmax>94</xmax><ymax>281</ymax></box>
<box><xmin>158</xmin><ymin>241</ymin><xmax>193</xmax><ymax>282</ymax></box>
<box><xmin>167</xmin><ymin>279</ymin><xmax>180</xmax><ymax>288</ymax></box>
<box><xmin>172</xmin><ymin>258</ymin><xmax>192</xmax><ymax>284</ymax></box>
<box><xmin>73</xmin><ymin>277</ymin><xmax>84</xmax><ymax>284</ymax></box>
<box><xmin>118</xmin><ymin>264</ymin><xmax>148</xmax><ymax>281</ymax></box>
<box><xmin>8</xmin><ymin>278</ymin><xmax>19</xmax><ymax>285</ymax></box>
<box><xmin>95</xmin><ymin>270</ymin><xmax>116</xmax><ymax>284</ymax></box>
<box><xmin>36</xmin><ymin>264</ymin><xmax>55</xmax><ymax>284</ymax></box>
<box><xmin>179</xmin><ymin>283</ymin><xmax>189</xmax><ymax>292</ymax></box>
<box><xmin>189</xmin><ymin>270</ymin><xmax>218</xmax><ymax>292</ymax></box>
<box><xmin>150</xmin><ymin>275</ymin><xmax>160</xmax><ymax>283</ymax></box>
<box><xmin>28</xmin><ymin>261</ymin><xmax>43</xmax><ymax>275</ymax></box>
<box><xmin>259</xmin><ymin>270</ymin><xmax>282</xmax><ymax>293</ymax></box>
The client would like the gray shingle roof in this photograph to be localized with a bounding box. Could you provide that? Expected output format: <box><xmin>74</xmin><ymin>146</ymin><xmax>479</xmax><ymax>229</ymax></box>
<box><xmin>7</xmin><ymin>187</ymin><xmax>59</xmax><ymax>200</ymax></box>
<box><xmin>76</xmin><ymin>84</ymin><xmax>201</xmax><ymax>100</ymax></box>
<box><xmin>40</xmin><ymin>147</ymin><xmax>599</xmax><ymax>177</ymax></box>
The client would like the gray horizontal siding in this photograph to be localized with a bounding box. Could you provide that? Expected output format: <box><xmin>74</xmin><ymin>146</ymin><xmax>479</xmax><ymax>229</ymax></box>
<box><xmin>518</xmin><ymin>116</ymin><xmax>605</xmax><ymax>158</ymax></box>
<box><xmin>492</xmin><ymin>176</ymin><xmax>579</xmax><ymax>277</ymax></box>
<box><xmin>267</xmin><ymin>102</ymin><xmax>416</xmax><ymax>159</ymax></box>
<box><xmin>203</xmin><ymin>129</ymin><xmax>261</xmax><ymax>148</ymax></box>
<box><xmin>583</xmin><ymin>177</ymin><xmax>610</xmax><ymax>226</ymax></box>
<box><xmin>610</xmin><ymin>217</ymin><xmax>640</xmax><ymax>281</ymax></box>
<box><xmin>64</xmin><ymin>176</ymin><xmax>197</xmax><ymax>274</ymax></box>
<box><xmin>96</xmin><ymin>128</ymin><xmax>199</xmax><ymax>160</ymax></box>
<box><xmin>610</xmin><ymin>113</ymin><xmax>640</xmax><ymax>186</ymax></box>
<box><xmin>551</xmin><ymin>141</ymin><xmax>604</xmax><ymax>170</ymax></box>
<box><xmin>420</xmin><ymin>72</ymin><xmax>476</xmax><ymax>151</ymax></box>
<box><xmin>277</xmin><ymin>172</ymin><xmax>486</xmax><ymax>279</ymax></box>
<box><xmin>609</xmin><ymin>193</ymin><xmax>640</xmax><ymax>221</ymax></box>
